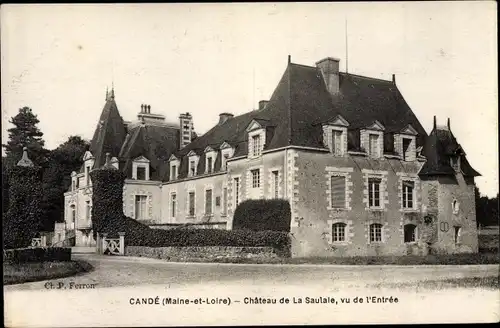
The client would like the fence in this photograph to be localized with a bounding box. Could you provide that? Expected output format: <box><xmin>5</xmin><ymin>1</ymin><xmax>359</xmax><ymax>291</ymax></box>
<box><xmin>96</xmin><ymin>232</ymin><xmax>125</xmax><ymax>256</ymax></box>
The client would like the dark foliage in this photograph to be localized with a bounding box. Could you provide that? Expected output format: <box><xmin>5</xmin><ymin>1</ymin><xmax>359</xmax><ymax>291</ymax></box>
<box><xmin>3</xmin><ymin>166</ymin><xmax>44</xmax><ymax>249</ymax></box>
<box><xmin>3</xmin><ymin>247</ymin><xmax>71</xmax><ymax>264</ymax></box>
<box><xmin>232</xmin><ymin>199</ymin><xmax>291</xmax><ymax>232</ymax></box>
<box><xmin>475</xmin><ymin>185</ymin><xmax>499</xmax><ymax>227</ymax></box>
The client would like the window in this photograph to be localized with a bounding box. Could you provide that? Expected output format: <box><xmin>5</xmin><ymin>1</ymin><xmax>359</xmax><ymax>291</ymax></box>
<box><xmin>404</xmin><ymin>224</ymin><xmax>417</xmax><ymax>243</ymax></box>
<box><xmin>370</xmin><ymin>223</ymin><xmax>383</xmax><ymax>242</ymax></box>
<box><xmin>136</xmin><ymin>167</ymin><xmax>146</xmax><ymax>180</ymax></box>
<box><xmin>368</xmin><ymin>178</ymin><xmax>381</xmax><ymax>208</ymax></box>
<box><xmin>451</xmin><ymin>156</ymin><xmax>460</xmax><ymax>171</ymax></box>
<box><xmin>76</xmin><ymin>179</ymin><xmax>79</xmax><ymax>189</ymax></box>
<box><xmin>70</xmin><ymin>204</ymin><xmax>76</xmax><ymax>222</ymax></box>
<box><xmin>189</xmin><ymin>161</ymin><xmax>196</xmax><ymax>176</ymax></box>
<box><xmin>85</xmin><ymin>201</ymin><xmax>91</xmax><ymax>220</ymax></box>
<box><xmin>72</xmin><ymin>180</ymin><xmax>76</xmax><ymax>191</ymax></box>
<box><xmin>252</xmin><ymin>135</ymin><xmax>262</xmax><ymax>157</ymax></box>
<box><xmin>330</xmin><ymin>175</ymin><xmax>346</xmax><ymax>208</ymax></box>
<box><xmin>170</xmin><ymin>193</ymin><xmax>177</xmax><ymax>218</ymax></box>
<box><xmin>332</xmin><ymin>223</ymin><xmax>346</xmax><ymax>242</ymax></box>
<box><xmin>207</xmin><ymin>157</ymin><xmax>213</xmax><ymax>174</ymax></box>
<box><xmin>402</xmin><ymin>181</ymin><xmax>415</xmax><ymax>209</ymax></box>
<box><xmin>188</xmin><ymin>191</ymin><xmax>195</xmax><ymax>216</ymax></box>
<box><xmin>251</xmin><ymin>169</ymin><xmax>260</xmax><ymax>188</ymax></box>
<box><xmin>85</xmin><ymin>166</ymin><xmax>90</xmax><ymax>185</ymax></box>
<box><xmin>222</xmin><ymin>188</ymin><xmax>228</xmax><ymax>215</ymax></box>
<box><xmin>368</xmin><ymin>134</ymin><xmax>379</xmax><ymax>157</ymax></box>
<box><xmin>134</xmin><ymin>195</ymin><xmax>147</xmax><ymax>220</ymax></box>
<box><xmin>223</xmin><ymin>154</ymin><xmax>230</xmax><ymax>171</ymax></box>
<box><xmin>452</xmin><ymin>199</ymin><xmax>460</xmax><ymax>214</ymax></box>
<box><xmin>402</xmin><ymin>138</ymin><xmax>412</xmax><ymax>161</ymax></box>
<box><xmin>272</xmin><ymin>171</ymin><xmax>279</xmax><ymax>198</ymax></box>
<box><xmin>332</xmin><ymin>130</ymin><xmax>342</xmax><ymax>155</ymax></box>
<box><xmin>234</xmin><ymin>177</ymin><xmax>240</xmax><ymax>206</ymax></box>
<box><xmin>170</xmin><ymin>165</ymin><xmax>177</xmax><ymax>180</ymax></box>
<box><xmin>205</xmin><ymin>189</ymin><xmax>213</xmax><ymax>215</ymax></box>
<box><xmin>454</xmin><ymin>226</ymin><xmax>461</xmax><ymax>244</ymax></box>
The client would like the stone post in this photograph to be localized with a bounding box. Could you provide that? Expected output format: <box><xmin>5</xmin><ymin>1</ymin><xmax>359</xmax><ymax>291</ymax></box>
<box><xmin>101</xmin><ymin>233</ymin><xmax>108</xmax><ymax>255</ymax></box>
<box><xmin>118</xmin><ymin>232</ymin><xmax>125</xmax><ymax>255</ymax></box>
<box><xmin>41</xmin><ymin>235</ymin><xmax>47</xmax><ymax>247</ymax></box>
<box><xmin>96</xmin><ymin>233</ymin><xmax>101</xmax><ymax>254</ymax></box>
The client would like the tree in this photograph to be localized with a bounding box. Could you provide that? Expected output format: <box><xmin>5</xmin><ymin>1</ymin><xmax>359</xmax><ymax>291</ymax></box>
<box><xmin>475</xmin><ymin>184</ymin><xmax>499</xmax><ymax>227</ymax></box>
<box><xmin>40</xmin><ymin>136</ymin><xmax>89</xmax><ymax>231</ymax></box>
<box><xmin>2</xmin><ymin>106</ymin><xmax>48</xmax><ymax>168</ymax></box>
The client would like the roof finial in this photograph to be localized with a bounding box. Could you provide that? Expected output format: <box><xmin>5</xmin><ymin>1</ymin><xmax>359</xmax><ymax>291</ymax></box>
<box><xmin>288</xmin><ymin>55</ymin><xmax>291</xmax><ymax>64</ymax></box>
<box><xmin>345</xmin><ymin>17</ymin><xmax>349</xmax><ymax>74</ymax></box>
<box><xmin>447</xmin><ymin>118</ymin><xmax>451</xmax><ymax>131</ymax></box>
<box><xmin>433</xmin><ymin>116</ymin><xmax>437</xmax><ymax>130</ymax></box>
<box><xmin>17</xmin><ymin>146</ymin><xmax>34</xmax><ymax>167</ymax></box>
<box><xmin>392</xmin><ymin>74</ymin><xmax>396</xmax><ymax>84</ymax></box>
<box><xmin>110</xmin><ymin>82</ymin><xmax>115</xmax><ymax>99</ymax></box>
<box><xmin>106</xmin><ymin>86</ymin><xmax>109</xmax><ymax>101</ymax></box>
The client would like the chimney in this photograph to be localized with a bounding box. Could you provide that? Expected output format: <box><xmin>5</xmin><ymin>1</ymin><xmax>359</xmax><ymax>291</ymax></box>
<box><xmin>258</xmin><ymin>100</ymin><xmax>269</xmax><ymax>110</ymax></box>
<box><xmin>218</xmin><ymin>113</ymin><xmax>234</xmax><ymax>125</ymax></box>
<box><xmin>316</xmin><ymin>57</ymin><xmax>340</xmax><ymax>96</ymax></box>
<box><xmin>136</xmin><ymin>104</ymin><xmax>166</xmax><ymax>126</ymax></box>
<box><xmin>179</xmin><ymin>112</ymin><xmax>194</xmax><ymax>149</ymax></box>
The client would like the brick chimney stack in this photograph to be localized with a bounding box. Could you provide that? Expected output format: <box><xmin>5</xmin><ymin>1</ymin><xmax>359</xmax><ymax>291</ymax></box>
<box><xmin>179</xmin><ymin>112</ymin><xmax>194</xmax><ymax>149</ymax></box>
<box><xmin>316</xmin><ymin>57</ymin><xmax>340</xmax><ymax>97</ymax></box>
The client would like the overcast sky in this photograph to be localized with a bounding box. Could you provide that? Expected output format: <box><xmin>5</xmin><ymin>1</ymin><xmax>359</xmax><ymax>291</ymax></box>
<box><xmin>1</xmin><ymin>2</ymin><xmax>497</xmax><ymax>197</ymax></box>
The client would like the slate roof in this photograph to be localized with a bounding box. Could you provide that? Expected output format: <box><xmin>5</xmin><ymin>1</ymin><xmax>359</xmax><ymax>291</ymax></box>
<box><xmin>89</xmin><ymin>94</ymin><xmax>127</xmax><ymax>169</ymax></box>
<box><xmin>419</xmin><ymin>127</ymin><xmax>480</xmax><ymax>177</ymax></box>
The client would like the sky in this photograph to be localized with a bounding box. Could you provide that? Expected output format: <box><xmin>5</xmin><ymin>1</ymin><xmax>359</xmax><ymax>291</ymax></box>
<box><xmin>1</xmin><ymin>2</ymin><xmax>497</xmax><ymax>197</ymax></box>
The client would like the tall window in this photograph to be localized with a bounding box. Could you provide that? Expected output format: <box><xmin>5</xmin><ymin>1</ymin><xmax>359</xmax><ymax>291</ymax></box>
<box><xmin>402</xmin><ymin>181</ymin><xmax>414</xmax><ymax>209</ymax></box>
<box><xmin>85</xmin><ymin>166</ymin><xmax>90</xmax><ymax>185</ymax></box>
<box><xmin>402</xmin><ymin>138</ymin><xmax>412</xmax><ymax>161</ymax></box>
<box><xmin>454</xmin><ymin>226</ymin><xmax>461</xmax><ymax>244</ymax></box>
<box><xmin>222</xmin><ymin>187</ymin><xmax>228</xmax><ymax>215</ymax></box>
<box><xmin>170</xmin><ymin>193</ymin><xmax>177</xmax><ymax>218</ymax></box>
<box><xmin>332</xmin><ymin>223</ymin><xmax>346</xmax><ymax>242</ymax></box>
<box><xmin>189</xmin><ymin>161</ymin><xmax>196</xmax><ymax>176</ymax></box>
<box><xmin>205</xmin><ymin>189</ymin><xmax>213</xmax><ymax>215</ymax></box>
<box><xmin>368</xmin><ymin>178</ymin><xmax>381</xmax><ymax>208</ymax></box>
<box><xmin>251</xmin><ymin>169</ymin><xmax>260</xmax><ymax>188</ymax></box>
<box><xmin>135</xmin><ymin>195</ymin><xmax>147</xmax><ymax>220</ymax></box>
<box><xmin>404</xmin><ymin>224</ymin><xmax>417</xmax><ymax>243</ymax></box>
<box><xmin>332</xmin><ymin>130</ymin><xmax>342</xmax><ymax>155</ymax></box>
<box><xmin>85</xmin><ymin>201</ymin><xmax>91</xmax><ymax>220</ymax></box>
<box><xmin>136</xmin><ymin>167</ymin><xmax>146</xmax><ymax>180</ymax></box>
<box><xmin>330</xmin><ymin>175</ymin><xmax>346</xmax><ymax>208</ymax></box>
<box><xmin>272</xmin><ymin>171</ymin><xmax>279</xmax><ymax>198</ymax></box>
<box><xmin>368</xmin><ymin>134</ymin><xmax>379</xmax><ymax>157</ymax></box>
<box><xmin>252</xmin><ymin>135</ymin><xmax>262</xmax><ymax>157</ymax></box>
<box><xmin>70</xmin><ymin>204</ymin><xmax>76</xmax><ymax>222</ymax></box>
<box><xmin>370</xmin><ymin>223</ymin><xmax>383</xmax><ymax>242</ymax></box>
<box><xmin>170</xmin><ymin>165</ymin><xmax>177</xmax><ymax>180</ymax></box>
<box><xmin>188</xmin><ymin>191</ymin><xmax>195</xmax><ymax>216</ymax></box>
<box><xmin>72</xmin><ymin>180</ymin><xmax>76</xmax><ymax>191</ymax></box>
<box><xmin>234</xmin><ymin>177</ymin><xmax>240</xmax><ymax>206</ymax></box>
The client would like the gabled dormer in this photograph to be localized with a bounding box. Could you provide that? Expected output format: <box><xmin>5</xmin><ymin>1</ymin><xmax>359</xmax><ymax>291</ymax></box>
<box><xmin>132</xmin><ymin>156</ymin><xmax>150</xmax><ymax>180</ymax></box>
<box><xmin>110</xmin><ymin>156</ymin><xmax>119</xmax><ymax>169</ymax></box>
<box><xmin>246</xmin><ymin>119</ymin><xmax>266</xmax><ymax>159</ymax></box>
<box><xmin>220</xmin><ymin>142</ymin><xmax>234</xmax><ymax>171</ymax></box>
<box><xmin>168</xmin><ymin>154</ymin><xmax>180</xmax><ymax>181</ymax></box>
<box><xmin>395</xmin><ymin>124</ymin><xmax>418</xmax><ymax>161</ymax></box>
<box><xmin>322</xmin><ymin>115</ymin><xmax>349</xmax><ymax>156</ymax></box>
<box><xmin>82</xmin><ymin>151</ymin><xmax>95</xmax><ymax>187</ymax></box>
<box><xmin>187</xmin><ymin>150</ymin><xmax>200</xmax><ymax>177</ymax></box>
<box><xmin>450</xmin><ymin>146</ymin><xmax>465</xmax><ymax>173</ymax></box>
<box><xmin>204</xmin><ymin>146</ymin><xmax>217</xmax><ymax>174</ymax></box>
<box><xmin>360</xmin><ymin>120</ymin><xmax>385</xmax><ymax>159</ymax></box>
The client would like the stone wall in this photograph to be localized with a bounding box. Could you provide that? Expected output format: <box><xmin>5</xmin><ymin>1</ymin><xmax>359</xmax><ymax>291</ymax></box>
<box><xmin>125</xmin><ymin>246</ymin><xmax>280</xmax><ymax>261</ymax></box>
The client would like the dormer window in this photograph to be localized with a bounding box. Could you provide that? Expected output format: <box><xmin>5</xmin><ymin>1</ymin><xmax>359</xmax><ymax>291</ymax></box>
<box><xmin>204</xmin><ymin>146</ymin><xmax>217</xmax><ymax>174</ymax></box>
<box><xmin>361</xmin><ymin>120</ymin><xmax>385</xmax><ymax>159</ymax></box>
<box><xmin>168</xmin><ymin>154</ymin><xmax>180</xmax><ymax>181</ymax></box>
<box><xmin>220</xmin><ymin>142</ymin><xmax>234</xmax><ymax>171</ymax></box>
<box><xmin>395</xmin><ymin>124</ymin><xmax>418</xmax><ymax>161</ymax></box>
<box><xmin>82</xmin><ymin>151</ymin><xmax>95</xmax><ymax>187</ymax></box>
<box><xmin>132</xmin><ymin>156</ymin><xmax>150</xmax><ymax>181</ymax></box>
<box><xmin>187</xmin><ymin>151</ymin><xmax>199</xmax><ymax>177</ymax></box>
<box><xmin>322</xmin><ymin>115</ymin><xmax>349</xmax><ymax>156</ymax></box>
<box><xmin>451</xmin><ymin>156</ymin><xmax>460</xmax><ymax>172</ymax></box>
<box><xmin>246</xmin><ymin>120</ymin><xmax>266</xmax><ymax>159</ymax></box>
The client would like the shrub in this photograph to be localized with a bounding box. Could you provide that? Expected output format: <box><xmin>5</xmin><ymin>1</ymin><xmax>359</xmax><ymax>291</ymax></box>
<box><xmin>3</xmin><ymin>166</ymin><xmax>44</xmax><ymax>249</ymax></box>
<box><xmin>233</xmin><ymin>199</ymin><xmax>291</xmax><ymax>232</ymax></box>
<box><xmin>3</xmin><ymin>247</ymin><xmax>71</xmax><ymax>264</ymax></box>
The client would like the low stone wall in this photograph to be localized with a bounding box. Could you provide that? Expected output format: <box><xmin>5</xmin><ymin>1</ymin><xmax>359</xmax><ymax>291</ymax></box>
<box><xmin>3</xmin><ymin>247</ymin><xmax>72</xmax><ymax>264</ymax></box>
<box><xmin>125</xmin><ymin>246</ymin><xmax>280</xmax><ymax>261</ymax></box>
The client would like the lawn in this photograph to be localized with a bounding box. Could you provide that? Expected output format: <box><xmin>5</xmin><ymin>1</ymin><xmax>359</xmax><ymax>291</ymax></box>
<box><xmin>479</xmin><ymin>233</ymin><xmax>499</xmax><ymax>253</ymax></box>
<box><xmin>3</xmin><ymin>260</ymin><xmax>93</xmax><ymax>285</ymax></box>
<box><xmin>369</xmin><ymin>276</ymin><xmax>499</xmax><ymax>291</ymax></box>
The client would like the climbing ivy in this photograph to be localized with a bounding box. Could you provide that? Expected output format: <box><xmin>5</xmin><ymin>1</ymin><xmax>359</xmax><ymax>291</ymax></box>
<box><xmin>3</xmin><ymin>166</ymin><xmax>43</xmax><ymax>249</ymax></box>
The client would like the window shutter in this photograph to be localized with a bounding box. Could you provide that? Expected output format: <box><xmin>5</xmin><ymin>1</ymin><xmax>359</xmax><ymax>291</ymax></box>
<box><xmin>330</xmin><ymin>175</ymin><xmax>346</xmax><ymax>208</ymax></box>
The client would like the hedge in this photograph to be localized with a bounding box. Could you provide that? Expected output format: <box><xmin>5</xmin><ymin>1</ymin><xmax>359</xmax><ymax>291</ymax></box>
<box><xmin>233</xmin><ymin>199</ymin><xmax>291</xmax><ymax>232</ymax></box>
<box><xmin>3</xmin><ymin>165</ymin><xmax>44</xmax><ymax>249</ymax></box>
<box><xmin>3</xmin><ymin>247</ymin><xmax>71</xmax><ymax>264</ymax></box>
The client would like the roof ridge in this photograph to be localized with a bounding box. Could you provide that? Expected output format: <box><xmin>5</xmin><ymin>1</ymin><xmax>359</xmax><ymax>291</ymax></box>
<box><xmin>341</xmin><ymin>72</ymin><xmax>393</xmax><ymax>84</ymax></box>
